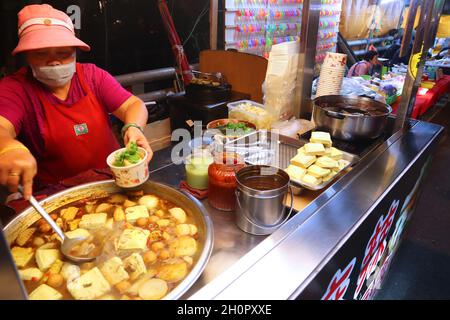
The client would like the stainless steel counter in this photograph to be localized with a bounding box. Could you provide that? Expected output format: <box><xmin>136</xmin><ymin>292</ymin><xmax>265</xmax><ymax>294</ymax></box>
<box><xmin>148</xmin><ymin>163</ymin><xmax>268</xmax><ymax>298</ymax></box>
<box><xmin>148</xmin><ymin>119</ymin><xmax>443</xmax><ymax>300</ymax></box>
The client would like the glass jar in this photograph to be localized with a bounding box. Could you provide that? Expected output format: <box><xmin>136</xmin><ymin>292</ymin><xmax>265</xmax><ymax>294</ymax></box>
<box><xmin>208</xmin><ymin>152</ymin><xmax>245</xmax><ymax>211</ymax></box>
<box><xmin>185</xmin><ymin>152</ymin><xmax>214</xmax><ymax>190</ymax></box>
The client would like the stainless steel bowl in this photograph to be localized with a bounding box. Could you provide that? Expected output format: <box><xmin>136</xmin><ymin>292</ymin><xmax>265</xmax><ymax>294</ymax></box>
<box><xmin>3</xmin><ymin>180</ymin><xmax>214</xmax><ymax>300</ymax></box>
<box><xmin>312</xmin><ymin>95</ymin><xmax>392</xmax><ymax>141</ymax></box>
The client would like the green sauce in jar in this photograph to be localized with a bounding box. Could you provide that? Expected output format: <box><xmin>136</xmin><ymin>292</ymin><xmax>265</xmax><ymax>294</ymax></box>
<box><xmin>185</xmin><ymin>153</ymin><xmax>214</xmax><ymax>190</ymax></box>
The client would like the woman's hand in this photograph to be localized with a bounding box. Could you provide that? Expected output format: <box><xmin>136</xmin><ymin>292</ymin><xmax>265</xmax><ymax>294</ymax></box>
<box><xmin>123</xmin><ymin>126</ymin><xmax>153</xmax><ymax>163</ymax></box>
<box><xmin>0</xmin><ymin>148</ymin><xmax>37</xmax><ymax>200</ymax></box>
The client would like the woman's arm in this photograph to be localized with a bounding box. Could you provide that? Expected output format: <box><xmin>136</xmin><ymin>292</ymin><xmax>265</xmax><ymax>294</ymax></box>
<box><xmin>0</xmin><ymin>116</ymin><xmax>37</xmax><ymax>200</ymax></box>
<box><xmin>112</xmin><ymin>95</ymin><xmax>153</xmax><ymax>162</ymax></box>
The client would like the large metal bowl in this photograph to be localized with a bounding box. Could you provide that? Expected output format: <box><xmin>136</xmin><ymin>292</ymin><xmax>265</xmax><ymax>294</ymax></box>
<box><xmin>3</xmin><ymin>180</ymin><xmax>214</xmax><ymax>300</ymax></box>
<box><xmin>312</xmin><ymin>95</ymin><xmax>392</xmax><ymax>141</ymax></box>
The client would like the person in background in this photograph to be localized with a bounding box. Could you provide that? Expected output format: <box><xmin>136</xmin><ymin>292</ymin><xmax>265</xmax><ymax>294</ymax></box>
<box><xmin>383</xmin><ymin>29</ymin><xmax>404</xmax><ymax>61</ymax></box>
<box><xmin>347</xmin><ymin>50</ymin><xmax>379</xmax><ymax>77</ymax></box>
<box><xmin>0</xmin><ymin>4</ymin><xmax>153</xmax><ymax>200</ymax></box>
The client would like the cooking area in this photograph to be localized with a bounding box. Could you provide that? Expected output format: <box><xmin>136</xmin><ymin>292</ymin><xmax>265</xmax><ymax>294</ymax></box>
<box><xmin>0</xmin><ymin>0</ymin><xmax>449</xmax><ymax>302</ymax></box>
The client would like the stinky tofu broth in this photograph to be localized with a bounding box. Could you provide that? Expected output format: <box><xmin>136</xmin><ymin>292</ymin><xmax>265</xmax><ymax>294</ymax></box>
<box><xmin>10</xmin><ymin>190</ymin><xmax>202</xmax><ymax>300</ymax></box>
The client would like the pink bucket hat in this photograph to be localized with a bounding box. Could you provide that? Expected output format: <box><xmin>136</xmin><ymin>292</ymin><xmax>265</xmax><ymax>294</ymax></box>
<box><xmin>12</xmin><ymin>4</ymin><xmax>90</xmax><ymax>55</ymax></box>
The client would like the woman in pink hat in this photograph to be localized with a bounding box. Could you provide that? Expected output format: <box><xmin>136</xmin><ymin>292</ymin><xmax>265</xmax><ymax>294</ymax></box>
<box><xmin>0</xmin><ymin>4</ymin><xmax>153</xmax><ymax>199</ymax></box>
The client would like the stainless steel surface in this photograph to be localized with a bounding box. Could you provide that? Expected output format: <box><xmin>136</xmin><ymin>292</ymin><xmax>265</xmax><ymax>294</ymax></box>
<box><xmin>395</xmin><ymin>0</ymin><xmax>444</xmax><ymax>131</ymax></box>
<box><xmin>3</xmin><ymin>180</ymin><xmax>213</xmax><ymax>300</ymax></box>
<box><xmin>235</xmin><ymin>165</ymin><xmax>292</xmax><ymax>235</ymax></box>
<box><xmin>296</xmin><ymin>0</ymin><xmax>321</xmax><ymax>119</ymax></box>
<box><xmin>312</xmin><ymin>95</ymin><xmax>392</xmax><ymax>141</ymax></box>
<box><xmin>189</xmin><ymin>120</ymin><xmax>443</xmax><ymax>299</ymax></box>
<box><xmin>226</xmin><ymin>130</ymin><xmax>360</xmax><ymax>190</ymax></box>
<box><xmin>115</xmin><ymin>64</ymin><xmax>199</xmax><ymax>87</ymax></box>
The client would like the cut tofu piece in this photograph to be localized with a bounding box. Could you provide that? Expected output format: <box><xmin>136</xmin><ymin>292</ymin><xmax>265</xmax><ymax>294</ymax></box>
<box><xmin>301</xmin><ymin>174</ymin><xmax>322</xmax><ymax>186</ymax></box>
<box><xmin>304</xmin><ymin>142</ymin><xmax>326</xmax><ymax>156</ymax></box>
<box><xmin>78</xmin><ymin>213</ymin><xmax>107</xmax><ymax>230</ymax></box>
<box><xmin>138</xmin><ymin>195</ymin><xmax>159</xmax><ymax>210</ymax></box>
<box><xmin>316</xmin><ymin>156</ymin><xmax>339</xmax><ymax>169</ymax></box>
<box><xmin>29</xmin><ymin>284</ymin><xmax>63</xmax><ymax>300</ymax></box>
<box><xmin>15</xmin><ymin>227</ymin><xmax>36</xmax><ymax>246</ymax></box>
<box><xmin>100</xmin><ymin>257</ymin><xmax>129</xmax><ymax>285</ymax></box>
<box><xmin>65</xmin><ymin>228</ymin><xmax>90</xmax><ymax>239</ymax></box>
<box><xmin>169</xmin><ymin>208</ymin><xmax>187</xmax><ymax>224</ymax></box>
<box><xmin>35</xmin><ymin>249</ymin><xmax>60</xmax><ymax>271</ymax></box>
<box><xmin>323</xmin><ymin>170</ymin><xmax>338</xmax><ymax>182</ymax></box>
<box><xmin>117</xmin><ymin>228</ymin><xmax>150</xmax><ymax>252</ymax></box>
<box><xmin>310</xmin><ymin>131</ymin><xmax>332</xmax><ymax>147</ymax></box>
<box><xmin>105</xmin><ymin>218</ymin><xmax>114</xmax><ymax>230</ymax></box>
<box><xmin>11</xmin><ymin>247</ymin><xmax>34</xmax><ymax>268</ymax></box>
<box><xmin>97</xmin><ymin>294</ymin><xmax>115</xmax><ymax>300</ymax></box>
<box><xmin>307</xmin><ymin>164</ymin><xmax>331</xmax><ymax>178</ymax></box>
<box><xmin>296</xmin><ymin>146</ymin><xmax>306</xmax><ymax>155</ymax></box>
<box><xmin>124</xmin><ymin>253</ymin><xmax>147</xmax><ymax>280</ymax></box>
<box><xmin>61</xmin><ymin>263</ymin><xmax>81</xmax><ymax>283</ymax></box>
<box><xmin>330</xmin><ymin>147</ymin><xmax>344</xmax><ymax>160</ymax></box>
<box><xmin>125</xmin><ymin>205</ymin><xmax>149</xmax><ymax>223</ymax></box>
<box><xmin>290</xmin><ymin>153</ymin><xmax>316</xmax><ymax>168</ymax></box>
<box><xmin>285</xmin><ymin>165</ymin><xmax>307</xmax><ymax>181</ymax></box>
<box><xmin>338</xmin><ymin>159</ymin><xmax>351</xmax><ymax>170</ymax></box>
<box><xmin>19</xmin><ymin>268</ymin><xmax>43</xmax><ymax>281</ymax></box>
<box><xmin>67</xmin><ymin>267</ymin><xmax>111</xmax><ymax>300</ymax></box>
<box><xmin>323</xmin><ymin>148</ymin><xmax>332</xmax><ymax>157</ymax></box>
<box><xmin>61</xmin><ymin>207</ymin><xmax>79</xmax><ymax>221</ymax></box>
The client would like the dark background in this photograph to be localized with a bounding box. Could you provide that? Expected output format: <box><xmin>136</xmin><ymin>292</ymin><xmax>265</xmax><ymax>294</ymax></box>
<box><xmin>0</xmin><ymin>0</ymin><xmax>214</xmax><ymax>76</ymax></box>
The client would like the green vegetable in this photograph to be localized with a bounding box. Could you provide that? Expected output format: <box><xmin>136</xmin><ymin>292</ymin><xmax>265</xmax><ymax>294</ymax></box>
<box><xmin>113</xmin><ymin>142</ymin><xmax>143</xmax><ymax>167</ymax></box>
<box><xmin>215</xmin><ymin>122</ymin><xmax>254</xmax><ymax>136</ymax></box>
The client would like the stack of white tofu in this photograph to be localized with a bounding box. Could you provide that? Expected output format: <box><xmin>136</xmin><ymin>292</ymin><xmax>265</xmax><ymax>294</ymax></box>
<box><xmin>285</xmin><ymin>131</ymin><xmax>350</xmax><ymax>187</ymax></box>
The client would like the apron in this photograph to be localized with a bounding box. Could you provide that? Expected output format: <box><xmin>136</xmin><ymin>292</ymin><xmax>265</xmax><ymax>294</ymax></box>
<box><xmin>34</xmin><ymin>63</ymin><xmax>120</xmax><ymax>185</ymax></box>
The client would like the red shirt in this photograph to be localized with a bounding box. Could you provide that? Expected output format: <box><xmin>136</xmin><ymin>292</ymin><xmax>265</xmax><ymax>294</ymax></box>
<box><xmin>0</xmin><ymin>63</ymin><xmax>132</xmax><ymax>160</ymax></box>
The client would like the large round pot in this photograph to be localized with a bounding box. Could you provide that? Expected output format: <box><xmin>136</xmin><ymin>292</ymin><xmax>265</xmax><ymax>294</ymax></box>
<box><xmin>3</xmin><ymin>180</ymin><xmax>214</xmax><ymax>300</ymax></box>
<box><xmin>312</xmin><ymin>95</ymin><xmax>392</xmax><ymax>141</ymax></box>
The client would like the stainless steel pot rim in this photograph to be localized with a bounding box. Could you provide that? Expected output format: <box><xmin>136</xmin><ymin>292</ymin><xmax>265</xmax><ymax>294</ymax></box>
<box><xmin>236</xmin><ymin>165</ymin><xmax>290</xmax><ymax>195</ymax></box>
<box><xmin>313</xmin><ymin>95</ymin><xmax>393</xmax><ymax>118</ymax></box>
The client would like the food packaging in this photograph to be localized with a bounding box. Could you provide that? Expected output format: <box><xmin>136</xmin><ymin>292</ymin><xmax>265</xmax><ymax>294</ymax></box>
<box><xmin>106</xmin><ymin>147</ymin><xmax>149</xmax><ymax>188</ymax></box>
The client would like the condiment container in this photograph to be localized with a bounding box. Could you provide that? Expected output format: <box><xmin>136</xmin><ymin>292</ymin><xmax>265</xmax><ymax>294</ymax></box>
<box><xmin>208</xmin><ymin>152</ymin><xmax>245</xmax><ymax>211</ymax></box>
<box><xmin>185</xmin><ymin>153</ymin><xmax>214</xmax><ymax>190</ymax></box>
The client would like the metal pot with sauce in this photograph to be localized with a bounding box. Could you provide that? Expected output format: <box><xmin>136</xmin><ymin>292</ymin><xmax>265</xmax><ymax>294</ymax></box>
<box><xmin>312</xmin><ymin>95</ymin><xmax>392</xmax><ymax>141</ymax></box>
<box><xmin>3</xmin><ymin>180</ymin><xmax>214</xmax><ymax>300</ymax></box>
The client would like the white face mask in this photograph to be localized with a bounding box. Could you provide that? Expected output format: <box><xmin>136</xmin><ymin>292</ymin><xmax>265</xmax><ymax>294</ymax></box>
<box><xmin>31</xmin><ymin>60</ymin><xmax>76</xmax><ymax>87</ymax></box>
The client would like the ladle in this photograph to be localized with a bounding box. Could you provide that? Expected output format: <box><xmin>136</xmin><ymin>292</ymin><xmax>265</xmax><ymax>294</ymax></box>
<box><xmin>18</xmin><ymin>186</ymin><xmax>100</xmax><ymax>263</ymax></box>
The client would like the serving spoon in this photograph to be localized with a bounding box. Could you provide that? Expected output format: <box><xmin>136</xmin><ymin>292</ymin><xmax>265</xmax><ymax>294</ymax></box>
<box><xmin>18</xmin><ymin>186</ymin><xmax>100</xmax><ymax>263</ymax></box>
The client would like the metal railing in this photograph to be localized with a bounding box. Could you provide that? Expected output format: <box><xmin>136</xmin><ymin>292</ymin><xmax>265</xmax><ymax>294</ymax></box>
<box><xmin>115</xmin><ymin>64</ymin><xmax>198</xmax><ymax>102</ymax></box>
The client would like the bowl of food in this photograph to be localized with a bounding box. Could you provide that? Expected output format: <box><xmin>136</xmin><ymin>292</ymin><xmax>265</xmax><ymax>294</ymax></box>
<box><xmin>206</xmin><ymin>119</ymin><xmax>256</xmax><ymax>139</ymax></box>
<box><xmin>4</xmin><ymin>180</ymin><xmax>214</xmax><ymax>300</ymax></box>
<box><xmin>106</xmin><ymin>142</ymin><xmax>149</xmax><ymax>188</ymax></box>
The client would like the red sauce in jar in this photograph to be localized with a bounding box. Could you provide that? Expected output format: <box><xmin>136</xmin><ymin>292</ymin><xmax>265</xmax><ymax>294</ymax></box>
<box><xmin>208</xmin><ymin>152</ymin><xmax>245</xmax><ymax>211</ymax></box>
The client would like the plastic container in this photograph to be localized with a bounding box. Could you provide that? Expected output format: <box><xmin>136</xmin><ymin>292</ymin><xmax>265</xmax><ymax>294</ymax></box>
<box><xmin>208</xmin><ymin>152</ymin><xmax>245</xmax><ymax>211</ymax></box>
<box><xmin>227</xmin><ymin>100</ymin><xmax>274</xmax><ymax>130</ymax></box>
<box><xmin>106</xmin><ymin>147</ymin><xmax>149</xmax><ymax>188</ymax></box>
<box><xmin>185</xmin><ymin>153</ymin><xmax>214</xmax><ymax>190</ymax></box>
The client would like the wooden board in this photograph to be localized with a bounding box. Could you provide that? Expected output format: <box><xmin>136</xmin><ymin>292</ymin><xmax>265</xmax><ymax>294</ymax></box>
<box><xmin>199</xmin><ymin>50</ymin><xmax>268</xmax><ymax>103</ymax></box>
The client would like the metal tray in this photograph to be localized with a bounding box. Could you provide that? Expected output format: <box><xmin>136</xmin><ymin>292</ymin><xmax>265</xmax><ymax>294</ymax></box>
<box><xmin>224</xmin><ymin>130</ymin><xmax>360</xmax><ymax>191</ymax></box>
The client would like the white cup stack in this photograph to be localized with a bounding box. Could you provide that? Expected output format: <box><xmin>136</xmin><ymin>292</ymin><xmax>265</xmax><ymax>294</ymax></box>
<box><xmin>316</xmin><ymin>52</ymin><xmax>347</xmax><ymax>97</ymax></box>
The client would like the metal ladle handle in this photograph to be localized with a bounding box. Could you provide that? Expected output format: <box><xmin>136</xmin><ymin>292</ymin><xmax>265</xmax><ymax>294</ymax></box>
<box><xmin>235</xmin><ymin>185</ymin><xmax>294</xmax><ymax>231</ymax></box>
<box><xmin>18</xmin><ymin>185</ymin><xmax>65</xmax><ymax>241</ymax></box>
